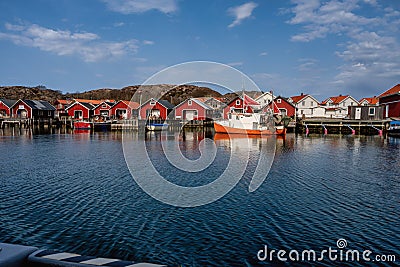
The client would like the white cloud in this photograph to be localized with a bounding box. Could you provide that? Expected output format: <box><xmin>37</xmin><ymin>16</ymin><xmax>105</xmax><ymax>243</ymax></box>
<box><xmin>287</xmin><ymin>0</ymin><xmax>400</xmax><ymax>94</ymax></box>
<box><xmin>102</xmin><ymin>0</ymin><xmax>177</xmax><ymax>14</ymax></box>
<box><xmin>335</xmin><ymin>31</ymin><xmax>400</xmax><ymax>81</ymax></box>
<box><xmin>259</xmin><ymin>52</ymin><xmax>268</xmax><ymax>56</ymax></box>
<box><xmin>142</xmin><ymin>40</ymin><xmax>154</xmax><ymax>45</ymax></box>
<box><xmin>113</xmin><ymin>22</ymin><xmax>125</xmax><ymax>27</ymax></box>
<box><xmin>288</xmin><ymin>0</ymin><xmax>378</xmax><ymax>42</ymax></box>
<box><xmin>228</xmin><ymin>2</ymin><xmax>258</xmax><ymax>28</ymax></box>
<box><xmin>0</xmin><ymin>23</ymin><xmax>139</xmax><ymax>62</ymax></box>
<box><xmin>296</xmin><ymin>58</ymin><xmax>318</xmax><ymax>72</ymax></box>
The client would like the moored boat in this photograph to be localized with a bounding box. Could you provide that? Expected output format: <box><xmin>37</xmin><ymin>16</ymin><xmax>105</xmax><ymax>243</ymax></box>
<box><xmin>214</xmin><ymin>112</ymin><xmax>278</xmax><ymax>135</ymax></box>
<box><xmin>387</xmin><ymin>120</ymin><xmax>400</xmax><ymax>137</ymax></box>
<box><xmin>73</xmin><ymin>121</ymin><xmax>91</xmax><ymax>130</ymax></box>
<box><xmin>146</xmin><ymin>123</ymin><xmax>169</xmax><ymax>131</ymax></box>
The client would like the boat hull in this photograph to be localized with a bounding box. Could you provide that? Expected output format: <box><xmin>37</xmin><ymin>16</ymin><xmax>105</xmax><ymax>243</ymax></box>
<box><xmin>74</xmin><ymin>121</ymin><xmax>91</xmax><ymax>130</ymax></box>
<box><xmin>146</xmin><ymin>123</ymin><xmax>168</xmax><ymax>131</ymax></box>
<box><xmin>275</xmin><ymin>126</ymin><xmax>287</xmax><ymax>136</ymax></box>
<box><xmin>214</xmin><ymin>122</ymin><xmax>273</xmax><ymax>135</ymax></box>
<box><xmin>387</xmin><ymin>129</ymin><xmax>400</xmax><ymax>137</ymax></box>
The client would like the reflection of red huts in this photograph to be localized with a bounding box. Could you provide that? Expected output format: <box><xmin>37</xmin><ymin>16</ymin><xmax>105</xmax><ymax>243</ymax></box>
<box><xmin>174</xmin><ymin>98</ymin><xmax>213</xmax><ymax>120</ymax></box>
<box><xmin>110</xmin><ymin>100</ymin><xmax>140</xmax><ymax>119</ymax></box>
<box><xmin>0</xmin><ymin>99</ymin><xmax>16</xmax><ymax>117</ymax></box>
<box><xmin>223</xmin><ymin>94</ymin><xmax>260</xmax><ymax>119</ymax></box>
<box><xmin>65</xmin><ymin>102</ymin><xmax>95</xmax><ymax>120</ymax></box>
<box><xmin>139</xmin><ymin>98</ymin><xmax>174</xmax><ymax>120</ymax></box>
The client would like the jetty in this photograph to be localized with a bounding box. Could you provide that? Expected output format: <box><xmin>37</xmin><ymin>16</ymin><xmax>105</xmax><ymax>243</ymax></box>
<box><xmin>298</xmin><ymin>118</ymin><xmax>391</xmax><ymax>135</ymax></box>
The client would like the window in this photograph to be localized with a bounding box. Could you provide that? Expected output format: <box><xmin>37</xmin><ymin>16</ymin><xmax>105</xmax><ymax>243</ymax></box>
<box><xmin>236</xmin><ymin>100</ymin><xmax>241</xmax><ymax>105</ymax></box>
<box><xmin>369</xmin><ymin>107</ymin><xmax>375</xmax><ymax>116</ymax></box>
<box><xmin>188</xmin><ymin>100</ymin><xmax>192</xmax><ymax>106</ymax></box>
<box><xmin>343</xmin><ymin>102</ymin><xmax>346</xmax><ymax>107</ymax></box>
<box><xmin>194</xmin><ymin>110</ymin><xmax>198</xmax><ymax>116</ymax></box>
<box><xmin>277</xmin><ymin>99</ymin><xmax>281</xmax><ymax>103</ymax></box>
<box><xmin>310</xmin><ymin>101</ymin><xmax>313</xmax><ymax>106</ymax></box>
<box><xmin>150</xmin><ymin>101</ymin><xmax>156</xmax><ymax>106</ymax></box>
<box><xmin>301</xmin><ymin>110</ymin><xmax>304</xmax><ymax>115</ymax></box>
<box><xmin>48</xmin><ymin>111</ymin><xmax>52</xmax><ymax>116</ymax></box>
<box><xmin>102</xmin><ymin>104</ymin><xmax>107</xmax><ymax>108</ymax></box>
<box><xmin>350</xmin><ymin>102</ymin><xmax>354</xmax><ymax>106</ymax></box>
<box><xmin>302</xmin><ymin>101</ymin><xmax>305</xmax><ymax>106</ymax></box>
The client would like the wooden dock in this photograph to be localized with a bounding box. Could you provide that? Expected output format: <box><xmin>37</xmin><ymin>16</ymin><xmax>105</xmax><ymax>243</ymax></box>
<box><xmin>298</xmin><ymin>118</ymin><xmax>391</xmax><ymax>135</ymax></box>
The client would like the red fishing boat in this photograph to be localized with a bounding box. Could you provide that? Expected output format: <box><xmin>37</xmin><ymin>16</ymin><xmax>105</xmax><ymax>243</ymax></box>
<box><xmin>73</xmin><ymin>121</ymin><xmax>92</xmax><ymax>130</ymax></box>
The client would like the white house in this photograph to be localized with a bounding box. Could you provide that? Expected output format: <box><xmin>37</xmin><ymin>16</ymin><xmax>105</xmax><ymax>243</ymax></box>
<box><xmin>359</xmin><ymin>97</ymin><xmax>379</xmax><ymax>106</ymax></box>
<box><xmin>255</xmin><ymin>91</ymin><xmax>274</xmax><ymax>106</ymax></box>
<box><xmin>289</xmin><ymin>94</ymin><xmax>323</xmax><ymax>118</ymax></box>
<box><xmin>321</xmin><ymin>95</ymin><xmax>359</xmax><ymax>118</ymax></box>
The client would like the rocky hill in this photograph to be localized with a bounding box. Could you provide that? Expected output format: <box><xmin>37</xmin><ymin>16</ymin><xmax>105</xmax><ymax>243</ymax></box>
<box><xmin>0</xmin><ymin>86</ymin><xmax>63</xmax><ymax>103</ymax></box>
<box><xmin>0</xmin><ymin>84</ymin><xmax>222</xmax><ymax>105</ymax></box>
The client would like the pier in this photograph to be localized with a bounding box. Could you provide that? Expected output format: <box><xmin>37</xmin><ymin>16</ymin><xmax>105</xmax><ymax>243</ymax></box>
<box><xmin>298</xmin><ymin>118</ymin><xmax>391</xmax><ymax>135</ymax></box>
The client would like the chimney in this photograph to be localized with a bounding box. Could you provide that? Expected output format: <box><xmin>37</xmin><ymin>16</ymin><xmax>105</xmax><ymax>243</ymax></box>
<box><xmin>301</xmin><ymin>93</ymin><xmax>304</xmax><ymax>96</ymax></box>
<box><xmin>339</xmin><ymin>94</ymin><xmax>342</xmax><ymax>96</ymax></box>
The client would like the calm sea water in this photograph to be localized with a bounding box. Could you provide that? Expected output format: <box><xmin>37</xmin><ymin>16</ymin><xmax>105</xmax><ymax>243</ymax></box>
<box><xmin>0</xmin><ymin>128</ymin><xmax>399</xmax><ymax>266</ymax></box>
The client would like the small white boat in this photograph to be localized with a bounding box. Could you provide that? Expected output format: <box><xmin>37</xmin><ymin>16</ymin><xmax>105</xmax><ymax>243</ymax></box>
<box><xmin>146</xmin><ymin>123</ymin><xmax>169</xmax><ymax>131</ymax></box>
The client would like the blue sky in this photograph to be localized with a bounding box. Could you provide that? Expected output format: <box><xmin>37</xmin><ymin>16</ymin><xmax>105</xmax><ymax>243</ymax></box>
<box><xmin>0</xmin><ymin>0</ymin><xmax>399</xmax><ymax>100</ymax></box>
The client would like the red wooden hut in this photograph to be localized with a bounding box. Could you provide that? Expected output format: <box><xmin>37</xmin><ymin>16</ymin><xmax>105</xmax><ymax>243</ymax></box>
<box><xmin>174</xmin><ymin>98</ymin><xmax>213</xmax><ymax>121</ymax></box>
<box><xmin>264</xmin><ymin>96</ymin><xmax>296</xmax><ymax>117</ymax></box>
<box><xmin>110</xmin><ymin>100</ymin><xmax>139</xmax><ymax>119</ymax></box>
<box><xmin>378</xmin><ymin>84</ymin><xmax>400</xmax><ymax>118</ymax></box>
<box><xmin>65</xmin><ymin>101</ymin><xmax>94</xmax><ymax>120</ymax></box>
<box><xmin>222</xmin><ymin>94</ymin><xmax>260</xmax><ymax>119</ymax></box>
<box><xmin>139</xmin><ymin>98</ymin><xmax>174</xmax><ymax>120</ymax></box>
<box><xmin>0</xmin><ymin>99</ymin><xmax>16</xmax><ymax>117</ymax></box>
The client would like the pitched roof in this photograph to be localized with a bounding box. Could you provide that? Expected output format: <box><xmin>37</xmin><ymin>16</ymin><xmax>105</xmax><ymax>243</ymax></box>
<box><xmin>182</xmin><ymin>98</ymin><xmax>213</xmax><ymax>110</ymax></box>
<box><xmin>55</xmin><ymin>99</ymin><xmax>73</xmax><ymax>105</ymax></box>
<box><xmin>378</xmin><ymin>84</ymin><xmax>400</xmax><ymax>98</ymax></box>
<box><xmin>74</xmin><ymin>99</ymin><xmax>114</xmax><ymax>105</ymax></box>
<box><xmin>290</xmin><ymin>94</ymin><xmax>308</xmax><ymax>103</ymax></box>
<box><xmin>94</xmin><ymin>101</ymin><xmax>115</xmax><ymax>109</ymax></box>
<box><xmin>321</xmin><ymin>95</ymin><xmax>348</xmax><ymax>105</ymax></box>
<box><xmin>120</xmin><ymin>100</ymin><xmax>140</xmax><ymax>109</ymax></box>
<box><xmin>158</xmin><ymin>100</ymin><xmax>174</xmax><ymax>109</ymax></box>
<box><xmin>23</xmin><ymin>100</ymin><xmax>56</xmax><ymax>110</ymax></box>
<box><xmin>66</xmin><ymin>101</ymin><xmax>95</xmax><ymax>110</ymax></box>
<box><xmin>140</xmin><ymin>98</ymin><xmax>174</xmax><ymax>109</ymax></box>
<box><xmin>0</xmin><ymin>98</ymin><xmax>17</xmax><ymax>108</ymax></box>
<box><xmin>359</xmin><ymin>97</ymin><xmax>379</xmax><ymax>105</ymax></box>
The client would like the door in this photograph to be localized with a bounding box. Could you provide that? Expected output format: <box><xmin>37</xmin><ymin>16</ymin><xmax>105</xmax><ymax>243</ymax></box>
<box><xmin>355</xmin><ymin>107</ymin><xmax>361</xmax><ymax>120</ymax></box>
<box><xmin>184</xmin><ymin>110</ymin><xmax>196</xmax><ymax>120</ymax></box>
<box><xmin>74</xmin><ymin>110</ymin><xmax>83</xmax><ymax>119</ymax></box>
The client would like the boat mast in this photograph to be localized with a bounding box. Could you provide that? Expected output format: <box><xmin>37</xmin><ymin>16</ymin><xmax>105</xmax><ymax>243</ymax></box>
<box><xmin>241</xmin><ymin>77</ymin><xmax>245</xmax><ymax>113</ymax></box>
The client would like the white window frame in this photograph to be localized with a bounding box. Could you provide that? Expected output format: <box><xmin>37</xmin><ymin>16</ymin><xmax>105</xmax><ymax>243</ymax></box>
<box><xmin>368</xmin><ymin>107</ymin><xmax>375</xmax><ymax>116</ymax></box>
<box><xmin>277</xmin><ymin>99</ymin><xmax>281</xmax><ymax>104</ymax></box>
<box><xmin>236</xmin><ymin>100</ymin><xmax>241</xmax><ymax>105</ymax></box>
<box><xmin>188</xmin><ymin>100</ymin><xmax>192</xmax><ymax>106</ymax></box>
